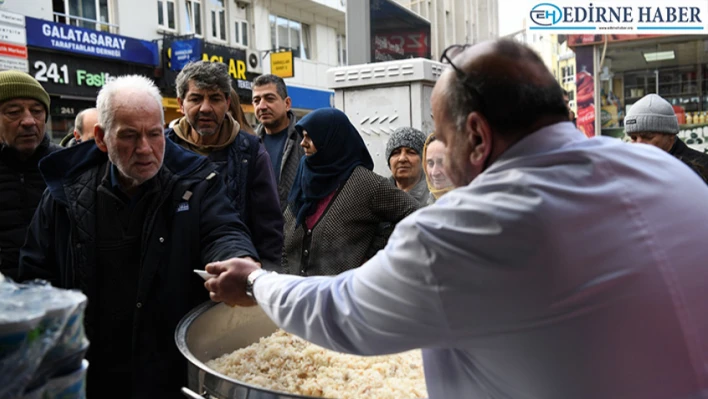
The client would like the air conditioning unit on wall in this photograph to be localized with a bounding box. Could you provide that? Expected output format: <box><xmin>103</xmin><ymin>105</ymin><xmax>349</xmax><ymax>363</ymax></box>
<box><xmin>246</xmin><ymin>49</ymin><xmax>262</xmax><ymax>74</ymax></box>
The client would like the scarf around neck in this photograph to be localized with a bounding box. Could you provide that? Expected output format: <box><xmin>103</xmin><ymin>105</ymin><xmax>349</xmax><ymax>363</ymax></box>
<box><xmin>173</xmin><ymin>114</ymin><xmax>240</xmax><ymax>156</ymax></box>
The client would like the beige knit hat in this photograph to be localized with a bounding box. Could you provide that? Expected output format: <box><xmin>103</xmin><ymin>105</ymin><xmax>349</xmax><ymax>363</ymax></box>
<box><xmin>0</xmin><ymin>70</ymin><xmax>50</xmax><ymax>120</ymax></box>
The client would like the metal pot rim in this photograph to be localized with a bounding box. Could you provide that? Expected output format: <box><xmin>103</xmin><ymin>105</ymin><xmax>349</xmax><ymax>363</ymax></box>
<box><xmin>175</xmin><ymin>300</ymin><xmax>319</xmax><ymax>399</ymax></box>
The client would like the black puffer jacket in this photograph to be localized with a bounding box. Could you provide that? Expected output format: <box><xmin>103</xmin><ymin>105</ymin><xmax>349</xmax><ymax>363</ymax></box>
<box><xmin>19</xmin><ymin>139</ymin><xmax>257</xmax><ymax>399</ymax></box>
<box><xmin>0</xmin><ymin>135</ymin><xmax>59</xmax><ymax>280</ymax></box>
<box><xmin>670</xmin><ymin>138</ymin><xmax>708</xmax><ymax>184</ymax></box>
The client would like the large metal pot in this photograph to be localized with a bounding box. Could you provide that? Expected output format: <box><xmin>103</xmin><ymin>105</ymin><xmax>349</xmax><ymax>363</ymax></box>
<box><xmin>175</xmin><ymin>301</ymin><xmax>321</xmax><ymax>399</ymax></box>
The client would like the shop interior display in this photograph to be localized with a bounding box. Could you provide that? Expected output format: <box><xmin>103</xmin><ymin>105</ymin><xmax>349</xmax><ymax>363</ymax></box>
<box><xmin>598</xmin><ymin>37</ymin><xmax>708</xmax><ymax>153</ymax></box>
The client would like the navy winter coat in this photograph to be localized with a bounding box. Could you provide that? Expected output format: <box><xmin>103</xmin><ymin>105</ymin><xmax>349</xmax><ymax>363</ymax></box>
<box><xmin>19</xmin><ymin>139</ymin><xmax>258</xmax><ymax>399</ymax></box>
<box><xmin>165</xmin><ymin>128</ymin><xmax>283</xmax><ymax>268</ymax></box>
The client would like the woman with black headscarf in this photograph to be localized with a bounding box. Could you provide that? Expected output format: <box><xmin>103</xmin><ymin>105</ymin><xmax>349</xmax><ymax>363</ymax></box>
<box><xmin>283</xmin><ymin>108</ymin><xmax>419</xmax><ymax>276</ymax></box>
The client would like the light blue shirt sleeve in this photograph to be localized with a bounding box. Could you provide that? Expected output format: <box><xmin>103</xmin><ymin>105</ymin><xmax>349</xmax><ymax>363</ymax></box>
<box><xmin>253</xmin><ymin>216</ymin><xmax>453</xmax><ymax>356</ymax></box>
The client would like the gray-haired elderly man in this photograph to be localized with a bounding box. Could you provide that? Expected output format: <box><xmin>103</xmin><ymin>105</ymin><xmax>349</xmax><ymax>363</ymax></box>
<box><xmin>166</xmin><ymin>61</ymin><xmax>283</xmax><ymax>269</ymax></box>
<box><xmin>20</xmin><ymin>75</ymin><xmax>259</xmax><ymax>399</ymax></box>
<box><xmin>625</xmin><ymin>93</ymin><xmax>708</xmax><ymax>183</ymax></box>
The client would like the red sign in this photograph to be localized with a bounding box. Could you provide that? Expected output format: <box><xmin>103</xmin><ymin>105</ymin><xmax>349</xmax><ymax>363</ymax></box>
<box><xmin>0</xmin><ymin>42</ymin><xmax>27</xmax><ymax>59</ymax></box>
<box><xmin>568</xmin><ymin>34</ymin><xmax>665</xmax><ymax>47</ymax></box>
<box><xmin>372</xmin><ymin>31</ymin><xmax>430</xmax><ymax>62</ymax></box>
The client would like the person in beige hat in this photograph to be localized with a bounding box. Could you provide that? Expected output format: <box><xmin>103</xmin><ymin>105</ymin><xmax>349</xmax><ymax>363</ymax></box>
<box><xmin>625</xmin><ymin>93</ymin><xmax>708</xmax><ymax>183</ymax></box>
<box><xmin>0</xmin><ymin>70</ymin><xmax>59</xmax><ymax>281</ymax></box>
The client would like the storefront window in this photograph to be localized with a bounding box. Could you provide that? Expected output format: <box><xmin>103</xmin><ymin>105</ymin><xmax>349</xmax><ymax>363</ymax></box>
<box><xmin>599</xmin><ymin>36</ymin><xmax>708</xmax><ymax>152</ymax></box>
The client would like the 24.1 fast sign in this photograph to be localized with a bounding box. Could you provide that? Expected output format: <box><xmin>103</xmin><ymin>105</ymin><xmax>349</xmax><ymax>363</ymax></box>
<box><xmin>28</xmin><ymin>49</ymin><xmax>154</xmax><ymax>97</ymax></box>
<box><xmin>32</xmin><ymin>60</ymin><xmax>116</xmax><ymax>87</ymax></box>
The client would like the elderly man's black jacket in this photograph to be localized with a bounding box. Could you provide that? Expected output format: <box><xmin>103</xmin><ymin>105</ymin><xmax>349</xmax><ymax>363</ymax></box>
<box><xmin>19</xmin><ymin>139</ymin><xmax>258</xmax><ymax>399</ymax></box>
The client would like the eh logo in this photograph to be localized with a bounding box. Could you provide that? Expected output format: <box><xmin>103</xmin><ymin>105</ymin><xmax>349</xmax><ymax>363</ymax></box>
<box><xmin>530</xmin><ymin>3</ymin><xmax>563</xmax><ymax>26</ymax></box>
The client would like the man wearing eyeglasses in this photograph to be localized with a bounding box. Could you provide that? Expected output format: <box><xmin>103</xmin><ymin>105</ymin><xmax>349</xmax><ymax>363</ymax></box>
<box><xmin>204</xmin><ymin>39</ymin><xmax>708</xmax><ymax>399</ymax></box>
<box><xmin>0</xmin><ymin>71</ymin><xmax>59</xmax><ymax>281</ymax></box>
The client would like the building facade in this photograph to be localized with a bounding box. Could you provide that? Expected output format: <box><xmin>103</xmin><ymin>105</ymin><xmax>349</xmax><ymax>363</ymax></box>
<box><xmin>396</xmin><ymin>0</ymin><xmax>499</xmax><ymax>61</ymax></box>
<box><xmin>0</xmin><ymin>0</ymin><xmax>339</xmax><ymax>137</ymax></box>
<box><xmin>0</xmin><ymin>0</ymin><xmax>162</xmax><ymax>140</ymax></box>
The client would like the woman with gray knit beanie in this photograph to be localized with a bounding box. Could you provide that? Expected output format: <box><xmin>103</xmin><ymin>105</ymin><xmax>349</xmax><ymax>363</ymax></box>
<box><xmin>385</xmin><ymin>127</ymin><xmax>430</xmax><ymax>205</ymax></box>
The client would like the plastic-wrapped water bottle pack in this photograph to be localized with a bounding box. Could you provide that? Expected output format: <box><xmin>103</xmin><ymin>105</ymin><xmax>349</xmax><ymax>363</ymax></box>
<box><xmin>0</xmin><ymin>273</ymin><xmax>89</xmax><ymax>399</ymax></box>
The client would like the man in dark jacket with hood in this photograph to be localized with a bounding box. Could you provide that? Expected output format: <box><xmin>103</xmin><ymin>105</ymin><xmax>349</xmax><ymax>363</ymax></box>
<box><xmin>0</xmin><ymin>70</ymin><xmax>59</xmax><ymax>281</ymax></box>
<box><xmin>166</xmin><ymin>61</ymin><xmax>283</xmax><ymax>270</ymax></box>
<box><xmin>252</xmin><ymin>74</ymin><xmax>304</xmax><ymax>212</ymax></box>
<box><xmin>19</xmin><ymin>75</ymin><xmax>259</xmax><ymax>399</ymax></box>
<box><xmin>625</xmin><ymin>93</ymin><xmax>708</xmax><ymax>183</ymax></box>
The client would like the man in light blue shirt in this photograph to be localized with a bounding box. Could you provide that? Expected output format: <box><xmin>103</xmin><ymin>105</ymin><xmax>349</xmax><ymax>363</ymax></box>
<box><xmin>205</xmin><ymin>39</ymin><xmax>708</xmax><ymax>399</ymax></box>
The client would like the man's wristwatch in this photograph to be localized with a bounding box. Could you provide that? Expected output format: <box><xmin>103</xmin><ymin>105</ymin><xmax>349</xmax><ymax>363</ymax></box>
<box><xmin>245</xmin><ymin>269</ymin><xmax>272</xmax><ymax>300</ymax></box>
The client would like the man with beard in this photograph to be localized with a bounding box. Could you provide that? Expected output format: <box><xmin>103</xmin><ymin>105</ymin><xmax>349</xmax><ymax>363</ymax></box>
<box><xmin>625</xmin><ymin>93</ymin><xmax>708</xmax><ymax>184</ymax></box>
<box><xmin>19</xmin><ymin>75</ymin><xmax>258</xmax><ymax>399</ymax></box>
<box><xmin>252</xmin><ymin>74</ymin><xmax>304</xmax><ymax>212</ymax></box>
<box><xmin>203</xmin><ymin>39</ymin><xmax>708</xmax><ymax>399</ymax></box>
<box><xmin>167</xmin><ymin>61</ymin><xmax>283</xmax><ymax>269</ymax></box>
<box><xmin>0</xmin><ymin>71</ymin><xmax>59</xmax><ymax>281</ymax></box>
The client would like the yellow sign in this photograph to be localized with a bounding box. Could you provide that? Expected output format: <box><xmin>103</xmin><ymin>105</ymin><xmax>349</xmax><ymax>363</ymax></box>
<box><xmin>162</xmin><ymin>97</ymin><xmax>180</xmax><ymax>109</ymax></box>
<box><xmin>202</xmin><ymin>53</ymin><xmax>247</xmax><ymax>80</ymax></box>
<box><xmin>270</xmin><ymin>51</ymin><xmax>294</xmax><ymax>78</ymax></box>
<box><xmin>241</xmin><ymin>103</ymin><xmax>254</xmax><ymax>114</ymax></box>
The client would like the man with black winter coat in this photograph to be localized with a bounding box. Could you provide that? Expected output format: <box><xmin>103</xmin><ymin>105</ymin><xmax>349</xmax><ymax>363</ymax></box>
<box><xmin>625</xmin><ymin>93</ymin><xmax>708</xmax><ymax>184</ymax></box>
<box><xmin>0</xmin><ymin>71</ymin><xmax>59</xmax><ymax>281</ymax></box>
<box><xmin>166</xmin><ymin>61</ymin><xmax>283</xmax><ymax>269</ymax></box>
<box><xmin>19</xmin><ymin>75</ymin><xmax>259</xmax><ymax>399</ymax></box>
<box><xmin>252</xmin><ymin>74</ymin><xmax>304</xmax><ymax>212</ymax></box>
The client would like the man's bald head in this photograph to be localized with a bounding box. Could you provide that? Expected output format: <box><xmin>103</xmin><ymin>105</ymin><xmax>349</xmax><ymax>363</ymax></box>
<box><xmin>440</xmin><ymin>39</ymin><xmax>568</xmax><ymax>138</ymax></box>
<box><xmin>74</xmin><ymin>107</ymin><xmax>98</xmax><ymax>143</ymax></box>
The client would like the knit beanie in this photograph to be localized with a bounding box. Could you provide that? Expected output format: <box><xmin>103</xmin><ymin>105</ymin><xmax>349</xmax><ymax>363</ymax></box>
<box><xmin>385</xmin><ymin>127</ymin><xmax>427</xmax><ymax>167</ymax></box>
<box><xmin>624</xmin><ymin>94</ymin><xmax>679</xmax><ymax>135</ymax></box>
<box><xmin>0</xmin><ymin>70</ymin><xmax>50</xmax><ymax>120</ymax></box>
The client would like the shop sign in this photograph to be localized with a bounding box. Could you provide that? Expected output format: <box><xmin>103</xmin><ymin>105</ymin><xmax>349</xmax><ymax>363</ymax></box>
<box><xmin>372</xmin><ymin>31</ymin><xmax>430</xmax><ymax>62</ymax></box>
<box><xmin>568</xmin><ymin>34</ymin><xmax>665</xmax><ymax>47</ymax></box>
<box><xmin>163</xmin><ymin>37</ymin><xmax>256</xmax><ymax>100</ymax></box>
<box><xmin>0</xmin><ymin>41</ymin><xmax>26</xmax><ymax>59</ymax></box>
<box><xmin>575</xmin><ymin>46</ymin><xmax>595</xmax><ymax>138</ymax></box>
<box><xmin>169</xmin><ymin>38</ymin><xmax>201</xmax><ymax>71</ymax></box>
<box><xmin>369</xmin><ymin>0</ymin><xmax>431</xmax><ymax>63</ymax></box>
<box><xmin>25</xmin><ymin>17</ymin><xmax>159</xmax><ymax>66</ymax></box>
<box><xmin>527</xmin><ymin>1</ymin><xmax>708</xmax><ymax>34</ymax></box>
<box><xmin>270</xmin><ymin>51</ymin><xmax>293</xmax><ymax>78</ymax></box>
<box><xmin>0</xmin><ymin>11</ymin><xmax>25</xmax><ymax>27</ymax></box>
<box><xmin>28</xmin><ymin>49</ymin><xmax>154</xmax><ymax>97</ymax></box>
<box><xmin>0</xmin><ymin>24</ymin><xmax>25</xmax><ymax>45</ymax></box>
<box><xmin>162</xmin><ymin>97</ymin><xmax>179</xmax><ymax>109</ymax></box>
<box><xmin>0</xmin><ymin>56</ymin><xmax>27</xmax><ymax>72</ymax></box>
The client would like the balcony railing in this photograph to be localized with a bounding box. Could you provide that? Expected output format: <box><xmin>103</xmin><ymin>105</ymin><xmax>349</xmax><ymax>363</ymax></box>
<box><xmin>53</xmin><ymin>12</ymin><xmax>119</xmax><ymax>34</ymax></box>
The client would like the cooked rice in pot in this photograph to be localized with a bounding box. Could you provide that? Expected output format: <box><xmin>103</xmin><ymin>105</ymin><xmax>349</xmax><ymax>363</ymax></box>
<box><xmin>205</xmin><ymin>329</ymin><xmax>427</xmax><ymax>399</ymax></box>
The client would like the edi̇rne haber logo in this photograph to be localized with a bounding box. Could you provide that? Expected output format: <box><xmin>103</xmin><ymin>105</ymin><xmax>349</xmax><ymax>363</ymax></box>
<box><xmin>528</xmin><ymin>1</ymin><xmax>707</xmax><ymax>33</ymax></box>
